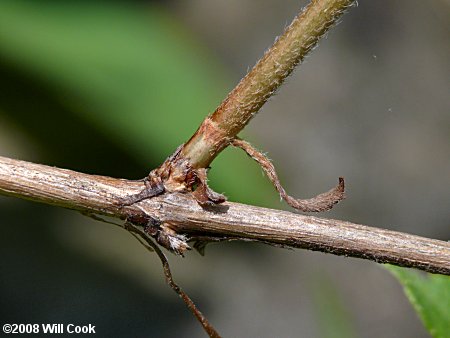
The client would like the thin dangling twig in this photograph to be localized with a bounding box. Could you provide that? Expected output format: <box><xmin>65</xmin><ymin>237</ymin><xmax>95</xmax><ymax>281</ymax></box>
<box><xmin>82</xmin><ymin>212</ymin><xmax>220</xmax><ymax>337</ymax></box>
<box><xmin>125</xmin><ymin>222</ymin><xmax>221</xmax><ymax>338</ymax></box>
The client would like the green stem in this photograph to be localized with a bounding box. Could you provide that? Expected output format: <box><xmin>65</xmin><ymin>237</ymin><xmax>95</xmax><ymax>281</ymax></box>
<box><xmin>181</xmin><ymin>0</ymin><xmax>355</xmax><ymax>168</ymax></box>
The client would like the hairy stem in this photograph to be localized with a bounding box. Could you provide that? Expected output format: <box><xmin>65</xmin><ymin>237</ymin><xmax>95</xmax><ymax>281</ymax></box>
<box><xmin>181</xmin><ymin>0</ymin><xmax>355</xmax><ymax>168</ymax></box>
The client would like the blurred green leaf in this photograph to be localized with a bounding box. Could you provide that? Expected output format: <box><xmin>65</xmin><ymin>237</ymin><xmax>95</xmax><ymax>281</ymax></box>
<box><xmin>310</xmin><ymin>273</ymin><xmax>356</xmax><ymax>338</ymax></box>
<box><xmin>0</xmin><ymin>0</ymin><xmax>277</xmax><ymax>206</ymax></box>
<box><xmin>386</xmin><ymin>265</ymin><xmax>450</xmax><ymax>338</ymax></box>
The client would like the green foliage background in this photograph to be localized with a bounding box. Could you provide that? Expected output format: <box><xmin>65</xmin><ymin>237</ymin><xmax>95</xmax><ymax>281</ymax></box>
<box><xmin>0</xmin><ymin>0</ymin><xmax>275</xmax><ymax>205</ymax></box>
<box><xmin>0</xmin><ymin>1</ymin><xmax>448</xmax><ymax>337</ymax></box>
<box><xmin>387</xmin><ymin>266</ymin><xmax>450</xmax><ymax>338</ymax></box>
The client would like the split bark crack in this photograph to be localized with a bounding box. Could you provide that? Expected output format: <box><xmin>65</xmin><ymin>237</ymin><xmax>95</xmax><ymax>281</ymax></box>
<box><xmin>1</xmin><ymin>0</ymin><xmax>449</xmax><ymax>337</ymax></box>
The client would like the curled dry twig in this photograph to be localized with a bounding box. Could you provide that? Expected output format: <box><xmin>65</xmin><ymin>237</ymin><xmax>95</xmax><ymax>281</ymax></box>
<box><xmin>231</xmin><ymin>138</ymin><xmax>345</xmax><ymax>212</ymax></box>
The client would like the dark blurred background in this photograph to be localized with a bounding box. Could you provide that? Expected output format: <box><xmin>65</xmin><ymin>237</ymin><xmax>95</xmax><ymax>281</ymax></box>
<box><xmin>0</xmin><ymin>1</ymin><xmax>448</xmax><ymax>337</ymax></box>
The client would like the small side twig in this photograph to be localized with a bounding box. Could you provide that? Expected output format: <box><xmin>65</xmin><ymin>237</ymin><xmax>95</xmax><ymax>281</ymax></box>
<box><xmin>126</xmin><ymin>222</ymin><xmax>221</xmax><ymax>338</ymax></box>
<box><xmin>231</xmin><ymin>138</ymin><xmax>345</xmax><ymax>212</ymax></box>
<box><xmin>81</xmin><ymin>212</ymin><xmax>219</xmax><ymax>337</ymax></box>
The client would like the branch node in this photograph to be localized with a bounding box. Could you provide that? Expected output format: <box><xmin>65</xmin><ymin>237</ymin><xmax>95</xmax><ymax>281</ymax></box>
<box><xmin>125</xmin><ymin>205</ymin><xmax>190</xmax><ymax>255</ymax></box>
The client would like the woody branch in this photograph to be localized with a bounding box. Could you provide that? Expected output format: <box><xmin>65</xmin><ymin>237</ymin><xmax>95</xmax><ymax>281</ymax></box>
<box><xmin>1</xmin><ymin>156</ymin><xmax>448</xmax><ymax>275</ymax></box>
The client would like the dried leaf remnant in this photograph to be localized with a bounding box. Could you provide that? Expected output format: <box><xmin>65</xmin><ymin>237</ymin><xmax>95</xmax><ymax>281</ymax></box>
<box><xmin>231</xmin><ymin>138</ymin><xmax>345</xmax><ymax>212</ymax></box>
